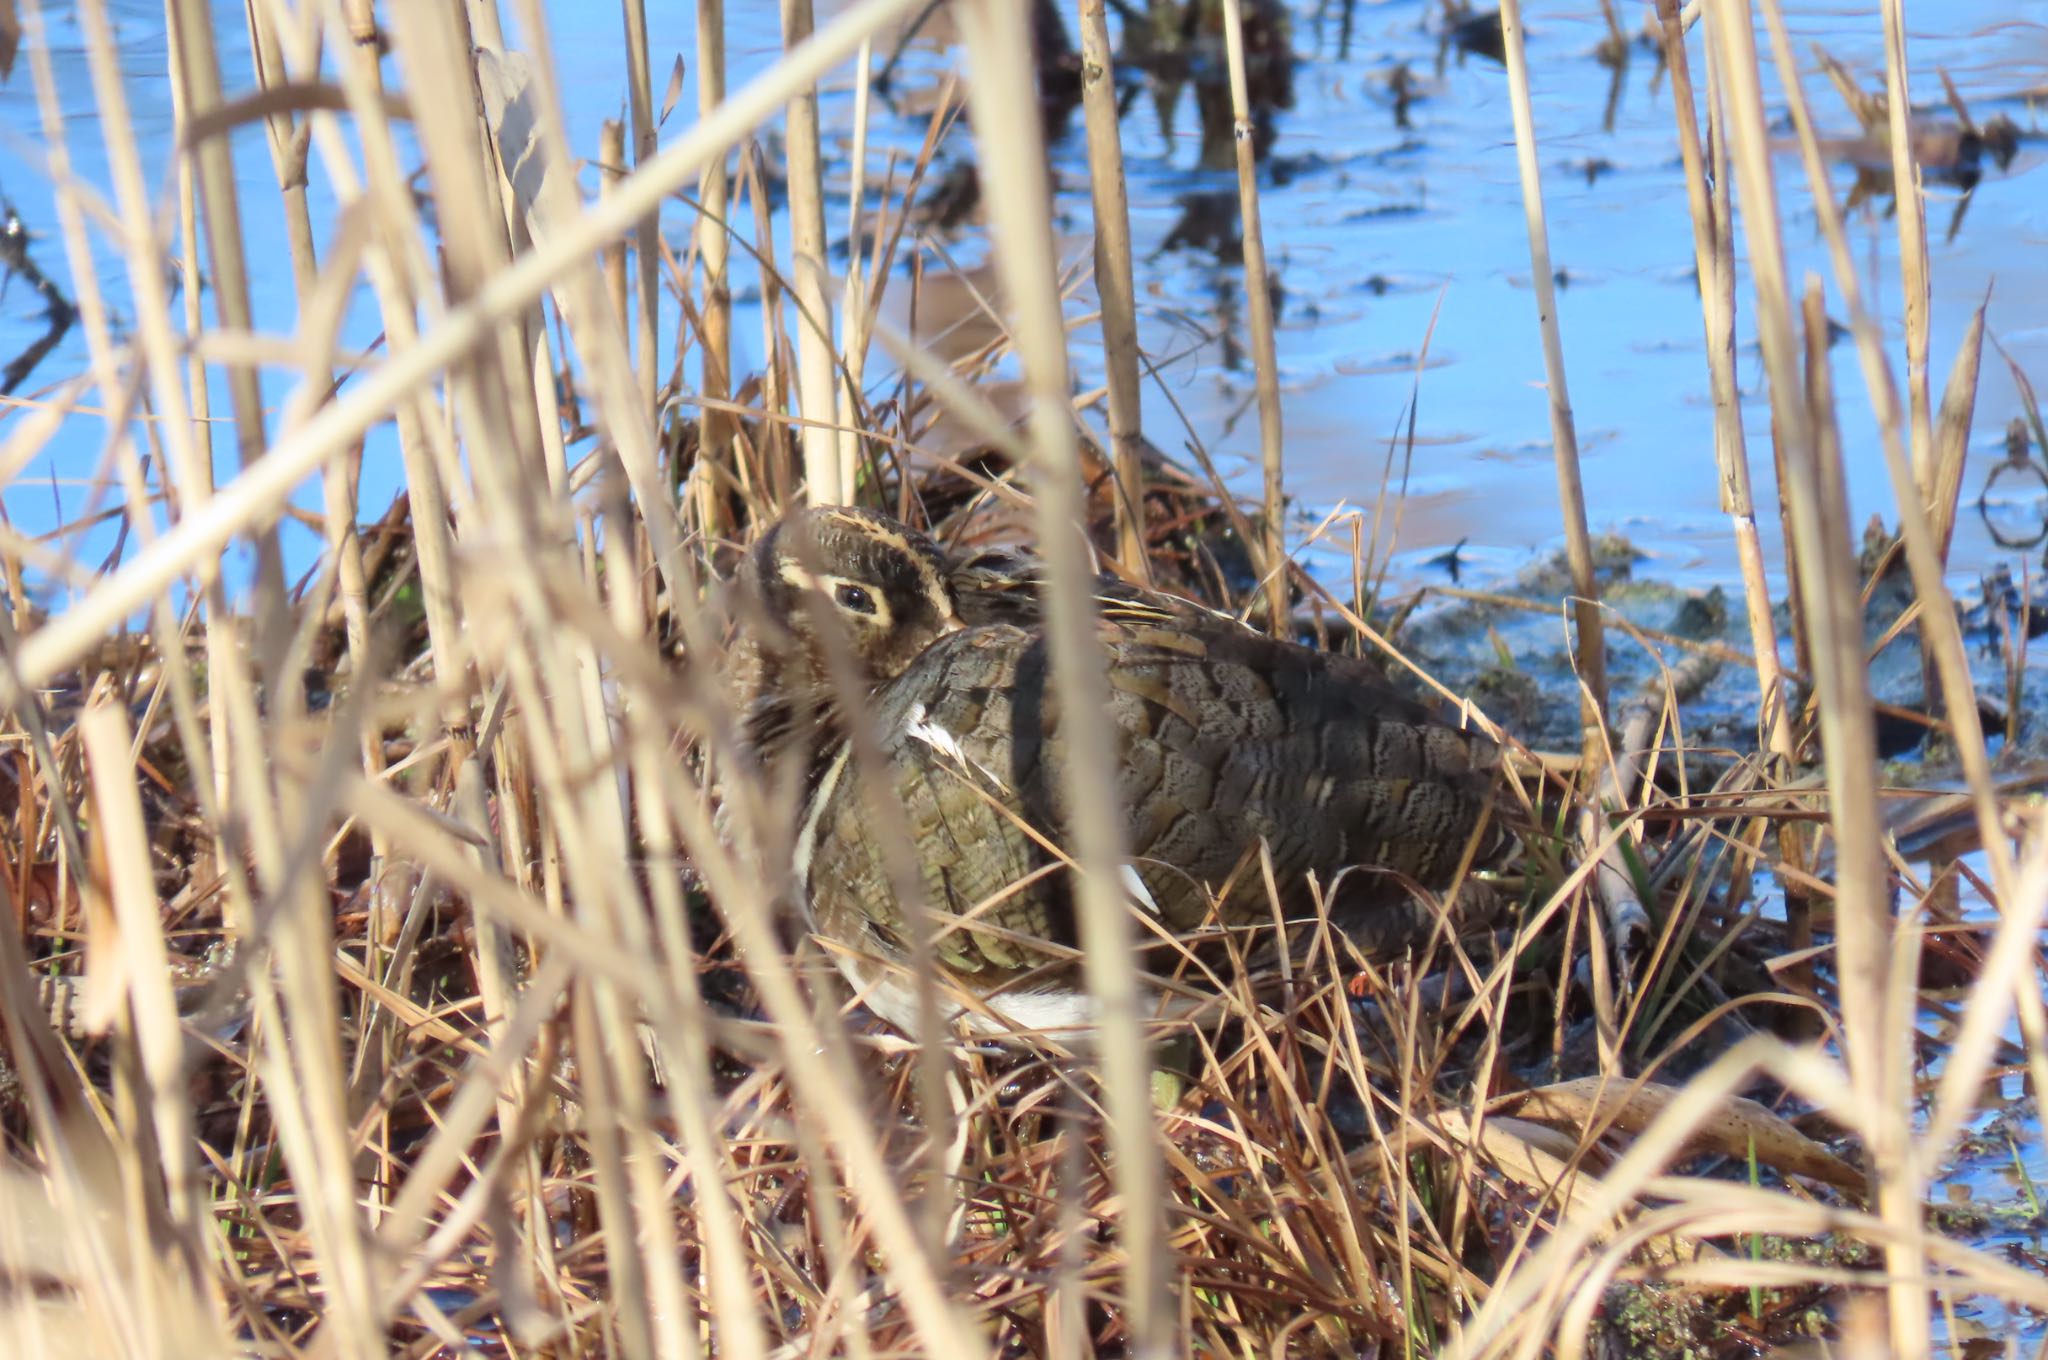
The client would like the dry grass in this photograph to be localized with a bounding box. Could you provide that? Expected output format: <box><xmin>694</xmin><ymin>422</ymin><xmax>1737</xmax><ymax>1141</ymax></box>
<box><xmin>0</xmin><ymin>1</ymin><xmax>2042</xmax><ymax>1357</ymax></box>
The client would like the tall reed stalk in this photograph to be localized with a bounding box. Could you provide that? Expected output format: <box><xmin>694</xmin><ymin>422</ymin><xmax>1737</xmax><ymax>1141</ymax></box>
<box><xmin>696</xmin><ymin>0</ymin><xmax>736</xmax><ymax>527</ymax></box>
<box><xmin>1217</xmin><ymin>0</ymin><xmax>1283</xmax><ymax>629</ymax></box>
<box><xmin>782</xmin><ymin>0</ymin><xmax>844</xmax><ymax>503</ymax></box>
<box><xmin>1652</xmin><ymin>0</ymin><xmax>1804</xmax><ymax>959</ymax></box>
<box><xmin>1496</xmin><ymin>0</ymin><xmax>1607</xmax><ymax>754</ymax></box>
<box><xmin>1879</xmin><ymin>0</ymin><xmax>1934</xmax><ymax>492</ymax></box>
<box><xmin>1704</xmin><ymin>4</ymin><xmax>1922</xmax><ymax>1347</ymax></box>
<box><xmin>954</xmin><ymin>1</ymin><xmax>1169</xmax><ymax>1351</ymax></box>
<box><xmin>622</xmin><ymin>0</ymin><xmax>661</xmax><ymax>409</ymax></box>
<box><xmin>1078</xmin><ymin>0</ymin><xmax>1151</xmax><ymax>581</ymax></box>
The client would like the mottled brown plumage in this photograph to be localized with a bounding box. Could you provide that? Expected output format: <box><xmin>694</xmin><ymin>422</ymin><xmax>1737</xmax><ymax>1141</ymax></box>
<box><xmin>728</xmin><ymin>507</ymin><xmax>1511</xmax><ymax>1037</ymax></box>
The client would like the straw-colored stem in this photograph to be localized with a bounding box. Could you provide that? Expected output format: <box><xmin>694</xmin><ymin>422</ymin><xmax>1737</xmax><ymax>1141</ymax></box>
<box><xmin>781</xmin><ymin>0</ymin><xmax>844</xmax><ymax>503</ymax></box>
<box><xmin>835</xmin><ymin>38</ymin><xmax>875</xmax><ymax>495</ymax></box>
<box><xmin>1799</xmin><ymin>282</ymin><xmax>1926</xmax><ymax>1353</ymax></box>
<box><xmin>1652</xmin><ymin>0</ymin><xmax>1789</xmax><ymax>759</ymax></box>
<box><xmin>1079</xmin><ymin>0</ymin><xmax>1150</xmax><ymax>582</ymax></box>
<box><xmin>81</xmin><ymin>702</ymin><xmax>212</xmax><ymax>1266</ymax></box>
<box><xmin>1497</xmin><ymin>0</ymin><xmax>1608</xmax><ymax>750</ymax></box>
<box><xmin>159</xmin><ymin>5</ymin><xmax>389</xmax><ymax>1355</ymax></box>
<box><xmin>746</xmin><ymin>142</ymin><xmax>795</xmax><ymax>508</ymax></box>
<box><xmin>602</xmin><ymin>119</ymin><xmax>630</xmax><ymax>327</ymax></box>
<box><xmin>697</xmin><ymin>0</ymin><xmax>734</xmax><ymax>531</ymax></box>
<box><xmin>622</xmin><ymin>0</ymin><xmax>661</xmax><ymax>407</ymax></box>
<box><xmin>1706</xmin><ymin>2</ymin><xmax>1923</xmax><ymax>1346</ymax></box>
<box><xmin>1653</xmin><ymin>0</ymin><xmax>1804</xmax><ymax>963</ymax></box>
<box><xmin>1927</xmin><ymin>302</ymin><xmax>1985</xmax><ymax>565</ymax></box>
<box><xmin>249</xmin><ymin>0</ymin><xmax>408</xmax><ymax>1100</ymax></box>
<box><xmin>318</xmin><ymin>0</ymin><xmax>472</xmax><ymax>714</ymax></box>
<box><xmin>1880</xmin><ymin>0</ymin><xmax>1934</xmax><ymax>494</ymax></box>
<box><xmin>167</xmin><ymin>0</ymin><xmax>292</xmax><ymax>676</ymax></box>
<box><xmin>956</xmin><ymin>1</ymin><xmax>1170</xmax><ymax>1352</ymax></box>
<box><xmin>1218</xmin><ymin>0</ymin><xmax>1286</xmax><ymax>633</ymax></box>
<box><xmin>627</xmin><ymin>722</ymin><xmax>767</xmax><ymax>1360</ymax></box>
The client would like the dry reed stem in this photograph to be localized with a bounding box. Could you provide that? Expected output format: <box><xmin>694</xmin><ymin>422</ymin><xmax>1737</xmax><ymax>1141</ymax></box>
<box><xmin>603</xmin><ymin>118</ymin><xmax>629</xmax><ymax>319</ymax></box>
<box><xmin>696</xmin><ymin>0</ymin><xmax>736</xmax><ymax>528</ymax></box>
<box><xmin>1217</xmin><ymin>0</ymin><xmax>1286</xmax><ymax>634</ymax></box>
<box><xmin>101</xmin><ymin>3</ymin><xmax>388</xmax><ymax>1353</ymax></box>
<box><xmin>1651</xmin><ymin>0</ymin><xmax>1793</xmax><ymax>773</ymax></box>
<box><xmin>744</xmin><ymin>141</ymin><xmax>796</xmax><ymax>504</ymax></box>
<box><xmin>835</xmin><ymin>36</ymin><xmax>877</xmax><ymax>494</ymax></box>
<box><xmin>1496</xmin><ymin>0</ymin><xmax>1608</xmax><ymax>762</ymax></box>
<box><xmin>1879</xmin><ymin>0</ymin><xmax>1935</xmax><ymax>493</ymax></box>
<box><xmin>1706</xmin><ymin>4</ymin><xmax>1925</xmax><ymax>1347</ymax></box>
<box><xmin>419</xmin><ymin>9</ymin><xmax>724</xmax><ymax>1348</ymax></box>
<box><xmin>1654</xmin><ymin>0</ymin><xmax>1809</xmax><ymax>985</ymax></box>
<box><xmin>621</xmin><ymin>0</ymin><xmax>661</xmax><ymax>410</ymax></box>
<box><xmin>781</xmin><ymin>0</ymin><xmax>845</xmax><ymax>502</ymax></box>
<box><xmin>1077</xmin><ymin>0</ymin><xmax>1151</xmax><ymax>583</ymax></box>
<box><xmin>81</xmin><ymin>702</ymin><xmax>204</xmax><ymax>1245</ymax></box>
<box><xmin>315</xmin><ymin>0</ymin><xmax>471</xmax><ymax>716</ymax></box>
<box><xmin>954</xmin><ymin>0</ymin><xmax>1168</xmax><ymax>1352</ymax></box>
<box><xmin>1928</xmin><ymin>300</ymin><xmax>1986</xmax><ymax>563</ymax></box>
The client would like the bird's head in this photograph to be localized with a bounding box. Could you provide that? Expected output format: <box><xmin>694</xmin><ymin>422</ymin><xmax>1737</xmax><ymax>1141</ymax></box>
<box><xmin>737</xmin><ymin>506</ymin><xmax>965</xmax><ymax>697</ymax></box>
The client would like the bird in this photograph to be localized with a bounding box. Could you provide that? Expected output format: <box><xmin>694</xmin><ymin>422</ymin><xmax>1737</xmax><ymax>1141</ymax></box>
<box><xmin>724</xmin><ymin>505</ymin><xmax>1514</xmax><ymax>1039</ymax></box>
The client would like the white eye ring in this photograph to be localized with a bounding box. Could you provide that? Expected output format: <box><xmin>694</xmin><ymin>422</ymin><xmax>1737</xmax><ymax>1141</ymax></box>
<box><xmin>833</xmin><ymin>582</ymin><xmax>877</xmax><ymax>615</ymax></box>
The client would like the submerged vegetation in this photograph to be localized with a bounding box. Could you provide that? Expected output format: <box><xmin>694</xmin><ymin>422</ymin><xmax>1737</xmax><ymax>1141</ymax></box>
<box><xmin>0</xmin><ymin>0</ymin><xmax>2044</xmax><ymax>1356</ymax></box>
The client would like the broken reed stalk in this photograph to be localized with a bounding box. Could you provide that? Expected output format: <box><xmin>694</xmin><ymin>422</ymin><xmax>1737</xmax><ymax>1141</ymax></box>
<box><xmin>954</xmin><ymin>1</ymin><xmax>1171</xmax><ymax>1353</ymax></box>
<box><xmin>1078</xmin><ymin>0</ymin><xmax>1151</xmax><ymax>582</ymax></box>
<box><xmin>1496</xmin><ymin>0</ymin><xmax>1608</xmax><ymax>756</ymax></box>
<box><xmin>697</xmin><ymin>0</ymin><xmax>736</xmax><ymax>527</ymax></box>
<box><xmin>1218</xmin><ymin>0</ymin><xmax>1287</xmax><ymax>634</ymax></box>
<box><xmin>781</xmin><ymin>0</ymin><xmax>845</xmax><ymax>503</ymax></box>
<box><xmin>1652</xmin><ymin>0</ymin><xmax>1803</xmax><ymax>954</ymax></box>
<box><xmin>1927</xmin><ymin>304</ymin><xmax>1986</xmax><ymax>564</ymax></box>
<box><xmin>1705</xmin><ymin>3</ymin><xmax>1924</xmax><ymax>1349</ymax></box>
<box><xmin>1751</xmin><ymin>0</ymin><xmax>2024</xmax><ymax>899</ymax></box>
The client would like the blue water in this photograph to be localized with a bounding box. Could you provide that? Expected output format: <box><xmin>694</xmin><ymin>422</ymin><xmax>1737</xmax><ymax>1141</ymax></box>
<box><xmin>1</xmin><ymin>1</ymin><xmax>2043</xmax><ymax>603</ymax></box>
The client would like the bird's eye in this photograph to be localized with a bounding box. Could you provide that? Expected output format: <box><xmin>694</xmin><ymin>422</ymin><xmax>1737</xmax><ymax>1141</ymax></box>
<box><xmin>834</xmin><ymin>583</ymin><xmax>877</xmax><ymax>615</ymax></box>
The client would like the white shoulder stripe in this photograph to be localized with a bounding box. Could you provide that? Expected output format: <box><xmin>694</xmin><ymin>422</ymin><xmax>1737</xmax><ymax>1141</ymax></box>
<box><xmin>904</xmin><ymin>701</ymin><xmax>1007</xmax><ymax>789</ymax></box>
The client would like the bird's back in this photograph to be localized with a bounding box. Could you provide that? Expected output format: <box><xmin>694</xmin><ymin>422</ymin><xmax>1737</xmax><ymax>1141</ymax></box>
<box><xmin>797</xmin><ymin>604</ymin><xmax>1511</xmax><ymax>1029</ymax></box>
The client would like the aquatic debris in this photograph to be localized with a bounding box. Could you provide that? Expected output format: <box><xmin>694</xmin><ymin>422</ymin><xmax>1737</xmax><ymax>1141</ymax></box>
<box><xmin>0</xmin><ymin>200</ymin><xmax>76</xmax><ymax>396</ymax></box>
<box><xmin>1977</xmin><ymin>418</ymin><xmax>2048</xmax><ymax>551</ymax></box>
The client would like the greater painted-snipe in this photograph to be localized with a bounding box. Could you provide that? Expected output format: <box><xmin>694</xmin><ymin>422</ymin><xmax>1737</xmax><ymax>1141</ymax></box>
<box><xmin>726</xmin><ymin>506</ymin><xmax>1513</xmax><ymax>1038</ymax></box>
